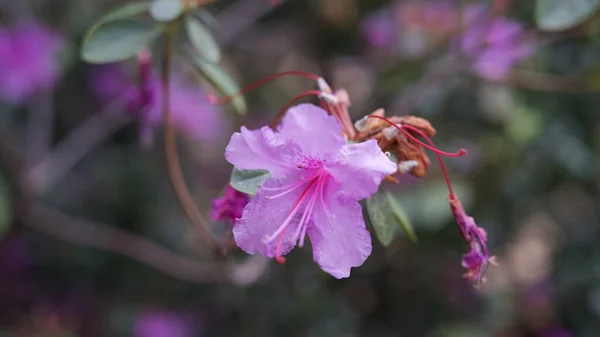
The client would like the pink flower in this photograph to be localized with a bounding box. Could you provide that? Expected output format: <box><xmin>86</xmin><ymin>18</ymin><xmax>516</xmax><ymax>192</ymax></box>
<box><xmin>461</xmin><ymin>5</ymin><xmax>534</xmax><ymax>80</ymax></box>
<box><xmin>211</xmin><ymin>185</ymin><xmax>249</xmax><ymax>224</ymax></box>
<box><xmin>0</xmin><ymin>23</ymin><xmax>63</xmax><ymax>104</ymax></box>
<box><xmin>225</xmin><ymin>104</ymin><xmax>397</xmax><ymax>278</ymax></box>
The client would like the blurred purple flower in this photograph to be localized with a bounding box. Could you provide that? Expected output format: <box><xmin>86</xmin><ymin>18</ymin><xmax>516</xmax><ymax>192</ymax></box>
<box><xmin>134</xmin><ymin>311</ymin><xmax>191</xmax><ymax>337</ymax></box>
<box><xmin>89</xmin><ymin>57</ymin><xmax>226</xmax><ymax>145</ymax></box>
<box><xmin>461</xmin><ymin>5</ymin><xmax>534</xmax><ymax>80</ymax></box>
<box><xmin>361</xmin><ymin>9</ymin><xmax>397</xmax><ymax>48</ymax></box>
<box><xmin>0</xmin><ymin>22</ymin><xmax>63</xmax><ymax>104</ymax></box>
<box><xmin>211</xmin><ymin>185</ymin><xmax>249</xmax><ymax>224</ymax></box>
<box><xmin>540</xmin><ymin>326</ymin><xmax>572</xmax><ymax>337</ymax></box>
<box><xmin>226</xmin><ymin>104</ymin><xmax>396</xmax><ymax>278</ymax></box>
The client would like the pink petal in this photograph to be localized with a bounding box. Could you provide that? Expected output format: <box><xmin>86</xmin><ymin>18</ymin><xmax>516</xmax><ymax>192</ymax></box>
<box><xmin>277</xmin><ymin>104</ymin><xmax>346</xmax><ymax>158</ymax></box>
<box><xmin>225</xmin><ymin>126</ymin><xmax>298</xmax><ymax>178</ymax></box>
<box><xmin>325</xmin><ymin>140</ymin><xmax>397</xmax><ymax>200</ymax></box>
<box><xmin>233</xmin><ymin>175</ymin><xmax>313</xmax><ymax>257</ymax></box>
<box><xmin>308</xmin><ymin>183</ymin><xmax>372</xmax><ymax>279</ymax></box>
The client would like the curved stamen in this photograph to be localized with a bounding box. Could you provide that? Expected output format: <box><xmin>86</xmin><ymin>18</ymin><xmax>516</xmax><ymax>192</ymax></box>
<box><xmin>368</xmin><ymin>116</ymin><xmax>467</xmax><ymax>158</ymax></box>
<box><xmin>293</xmin><ymin>178</ymin><xmax>321</xmax><ymax>245</ymax></box>
<box><xmin>264</xmin><ymin>178</ymin><xmax>319</xmax><ymax>244</ymax></box>
<box><xmin>297</xmin><ymin>177</ymin><xmax>325</xmax><ymax>247</ymax></box>
<box><xmin>208</xmin><ymin>71</ymin><xmax>321</xmax><ymax>106</ymax></box>
<box><xmin>270</xmin><ymin>90</ymin><xmax>322</xmax><ymax>128</ymax></box>
<box><xmin>368</xmin><ymin>115</ymin><xmax>464</xmax><ymax>197</ymax></box>
<box><xmin>266</xmin><ymin>179</ymin><xmax>311</xmax><ymax>199</ymax></box>
<box><xmin>260</xmin><ymin>170</ymin><xmax>321</xmax><ymax>192</ymax></box>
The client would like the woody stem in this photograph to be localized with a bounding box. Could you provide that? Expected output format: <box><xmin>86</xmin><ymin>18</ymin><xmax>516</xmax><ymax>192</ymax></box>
<box><xmin>162</xmin><ymin>28</ymin><xmax>216</xmax><ymax>249</ymax></box>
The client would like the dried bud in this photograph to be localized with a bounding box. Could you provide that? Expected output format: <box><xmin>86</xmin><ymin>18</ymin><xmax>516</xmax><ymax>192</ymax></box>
<box><xmin>383</xmin><ymin>125</ymin><xmax>400</xmax><ymax>140</ymax></box>
<box><xmin>398</xmin><ymin>160</ymin><xmax>419</xmax><ymax>174</ymax></box>
<box><xmin>354</xmin><ymin>115</ymin><xmax>369</xmax><ymax>132</ymax></box>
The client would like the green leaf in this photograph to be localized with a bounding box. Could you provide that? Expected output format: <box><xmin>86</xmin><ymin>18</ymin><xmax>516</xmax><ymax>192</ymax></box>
<box><xmin>536</xmin><ymin>0</ymin><xmax>600</xmax><ymax>31</ymax></box>
<box><xmin>230</xmin><ymin>168</ymin><xmax>271</xmax><ymax>195</ymax></box>
<box><xmin>95</xmin><ymin>2</ymin><xmax>150</xmax><ymax>25</ymax></box>
<box><xmin>182</xmin><ymin>49</ymin><xmax>247</xmax><ymax>114</ymax></box>
<box><xmin>365</xmin><ymin>191</ymin><xmax>399</xmax><ymax>247</ymax></box>
<box><xmin>384</xmin><ymin>192</ymin><xmax>417</xmax><ymax>242</ymax></box>
<box><xmin>185</xmin><ymin>15</ymin><xmax>221</xmax><ymax>63</ymax></box>
<box><xmin>82</xmin><ymin>19</ymin><xmax>161</xmax><ymax>63</ymax></box>
<box><xmin>150</xmin><ymin>0</ymin><xmax>184</xmax><ymax>22</ymax></box>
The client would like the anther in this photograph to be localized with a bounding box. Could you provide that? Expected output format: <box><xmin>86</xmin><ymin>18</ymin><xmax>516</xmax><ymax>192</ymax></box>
<box><xmin>317</xmin><ymin>77</ymin><xmax>333</xmax><ymax>94</ymax></box>
<box><xmin>319</xmin><ymin>92</ymin><xmax>339</xmax><ymax>105</ymax></box>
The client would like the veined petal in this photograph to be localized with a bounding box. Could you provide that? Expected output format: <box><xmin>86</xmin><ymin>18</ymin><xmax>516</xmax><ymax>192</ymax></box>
<box><xmin>225</xmin><ymin>126</ymin><xmax>297</xmax><ymax>178</ymax></box>
<box><xmin>325</xmin><ymin>140</ymin><xmax>397</xmax><ymax>200</ymax></box>
<box><xmin>233</xmin><ymin>175</ymin><xmax>316</xmax><ymax>258</ymax></box>
<box><xmin>278</xmin><ymin>104</ymin><xmax>346</xmax><ymax>158</ymax></box>
<box><xmin>308</xmin><ymin>184</ymin><xmax>372</xmax><ymax>279</ymax></box>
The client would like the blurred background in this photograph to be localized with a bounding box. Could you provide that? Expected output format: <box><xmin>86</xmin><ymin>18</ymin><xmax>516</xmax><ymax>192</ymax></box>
<box><xmin>0</xmin><ymin>0</ymin><xmax>599</xmax><ymax>336</ymax></box>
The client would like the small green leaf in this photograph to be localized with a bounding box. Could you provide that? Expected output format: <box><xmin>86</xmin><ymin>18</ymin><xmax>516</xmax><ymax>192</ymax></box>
<box><xmin>182</xmin><ymin>49</ymin><xmax>247</xmax><ymax>114</ymax></box>
<box><xmin>230</xmin><ymin>168</ymin><xmax>271</xmax><ymax>195</ymax></box>
<box><xmin>384</xmin><ymin>192</ymin><xmax>417</xmax><ymax>242</ymax></box>
<box><xmin>185</xmin><ymin>15</ymin><xmax>221</xmax><ymax>63</ymax></box>
<box><xmin>96</xmin><ymin>2</ymin><xmax>150</xmax><ymax>25</ymax></box>
<box><xmin>82</xmin><ymin>20</ymin><xmax>161</xmax><ymax>63</ymax></box>
<box><xmin>150</xmin><ymin>0</ymin><xmax>184</xmax><ymax>22</ymax></box>
<box><xmin>81</xmin><ymin>2</ymin><xmax>152</xmax><ymax>63</ymax></box>
<box><xmin>365</xmin><ymin>191</ymin><xmax>399</xmax><ymax>247</ymax></box>
<box><xmin>536</xmin><ymin>0</ymin><xmax>600</xmax><ymax>31</ymax></box>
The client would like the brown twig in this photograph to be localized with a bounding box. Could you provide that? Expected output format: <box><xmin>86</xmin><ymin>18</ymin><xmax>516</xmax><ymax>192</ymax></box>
<box><xmin>161</xmin><ymin>29</ymin><xmax>216</xmax><ymax>249</ymax></box>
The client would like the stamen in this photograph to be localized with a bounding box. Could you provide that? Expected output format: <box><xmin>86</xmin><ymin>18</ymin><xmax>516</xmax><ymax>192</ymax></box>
<box><xmin>270</xmin><ymin>90</ymin><xmax>322</xmax><ymax>128</ymax></box>
<box><xmin>275</xmin><ymin>229</ymin><xmax>287</xmax><ymax>264</ymax></box>
<box><xmin>368</xmin><ymin>115</ymin><xmax>466</xmax><ymax>198</ymax></box>
<box><xmin>260</xmin><ymin>170</ymin><xmax>320</xmax><ymax>192</ymax></box>
<box><xmin>266</xmin><ymin>178</ymin><xmax>320</xmax><ymax>263</ymax></box>
<box><xmin>293</xmin><ymin>184</ymin><xmax>319</xmax><ymax>246</ymax></box>
<box><xmin>208</xmin><ymin>70</ymin><xmax>321</xmax><ymax>106</ymax></box>
<box><xmin>299</xmin><ymin>177</ymin><xmax>326</xmax><ymax>247</ymax></box>
<box><xmin>369</xmin><ymin>116</ymin><xmax>467</xmax><ymax>158</ymax></box>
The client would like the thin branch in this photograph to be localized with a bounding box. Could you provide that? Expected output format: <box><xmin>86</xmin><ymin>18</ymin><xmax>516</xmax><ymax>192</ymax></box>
<box><xmin>25</xmin><ymin>203</ymin><xmax>270</xmax><ymax>285</ymax></box>
<box><xmin>26</xmin><ymin>203</ymin><xmax>226</xmax><ymax>283</ymax></box>
<box><xmin>499</xmin><ymin>69</ymin><xmax>596</xmax><ymax>93</ymax></box>
<box><xmin>161</xmin><ymin>29</ymin><xmax>216</xmax><ymax>249</ymax></box>
<box><xmin>25</xmin><ymin>91</ymin><xmax>54</xmax><ymax>166</ymax></box>
<box><xmin>27</xmin><ymin>100</ymin><xmax>131</xmax><ymax>195</ymax></box>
